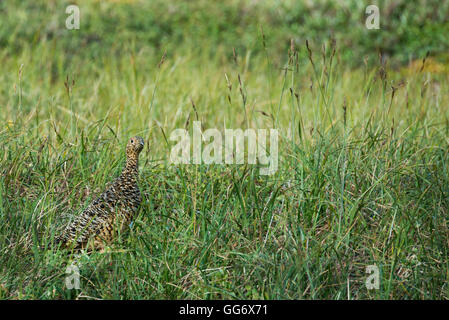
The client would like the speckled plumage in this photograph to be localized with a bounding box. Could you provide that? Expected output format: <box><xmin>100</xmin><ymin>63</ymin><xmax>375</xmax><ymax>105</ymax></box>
<box><xmin>57</xmin><ymin>136</ymin><xmax>144</xmax><ymax>250</ymax></box>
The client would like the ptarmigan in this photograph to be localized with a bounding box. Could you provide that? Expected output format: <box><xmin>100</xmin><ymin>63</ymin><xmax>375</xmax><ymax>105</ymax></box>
<box><xmin>56</xmin><ymin>136</ymin><xmax>144</xmax><ymax>250</ymax></box>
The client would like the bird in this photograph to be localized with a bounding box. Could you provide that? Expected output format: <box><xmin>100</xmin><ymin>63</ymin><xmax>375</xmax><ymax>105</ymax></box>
<box><xmin>56</xmin><ymin>136</ymin><xmax>144</xmax><ymax>251</ymax></box>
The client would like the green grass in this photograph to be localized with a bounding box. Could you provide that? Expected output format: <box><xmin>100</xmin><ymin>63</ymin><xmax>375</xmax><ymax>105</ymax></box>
<box><xmin>1</xmin><ymin>0</ymin><xmax>449</xmax><ymax>299</ymax></box>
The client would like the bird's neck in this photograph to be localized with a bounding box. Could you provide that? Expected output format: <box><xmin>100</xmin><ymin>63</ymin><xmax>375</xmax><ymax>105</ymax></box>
<box><xmin>123</xmin><ymin>154</ymin><xmax>139</xmax><ymax>179</ymax></box>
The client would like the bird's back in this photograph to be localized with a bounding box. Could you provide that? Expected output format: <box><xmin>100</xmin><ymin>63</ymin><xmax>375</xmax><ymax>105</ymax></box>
<box><xmin>57</xmin><ymin>172</ymin><xmax>141</xmax><ymax>250</ymax></box>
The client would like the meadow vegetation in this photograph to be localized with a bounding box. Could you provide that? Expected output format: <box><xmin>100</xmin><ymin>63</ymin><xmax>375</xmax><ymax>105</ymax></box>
<box><xmin>0</xmin><ymin>0</ymin><xmax>448</xmax><ymax>299</ymax></box>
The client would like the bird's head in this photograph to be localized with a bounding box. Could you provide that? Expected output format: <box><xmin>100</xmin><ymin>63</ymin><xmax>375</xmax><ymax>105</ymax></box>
<box><xmin>126</xmin><ymin>136</ymin><xmax>144</xmax><ymax>157</ymax></box>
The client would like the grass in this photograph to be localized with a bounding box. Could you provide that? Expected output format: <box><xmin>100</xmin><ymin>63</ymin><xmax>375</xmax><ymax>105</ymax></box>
<box><xmin>1</xmin><ymin>0</ymin><xmax>449</xmax><ymax>299</ymax></box>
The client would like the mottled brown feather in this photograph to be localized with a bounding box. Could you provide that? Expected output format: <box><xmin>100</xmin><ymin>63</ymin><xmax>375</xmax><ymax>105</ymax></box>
<box><xmin>56</xmin><ymin>136</ymin><xmax>144</xmax><ymax>250</ymax></box>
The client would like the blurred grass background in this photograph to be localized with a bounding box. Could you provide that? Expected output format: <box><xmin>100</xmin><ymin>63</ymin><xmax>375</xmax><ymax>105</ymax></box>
<box><xmin>0</xmin><ymin>0</ymin><xmax>449</xmax><ymax>299</ymax></box>
<box><xmin>2</xmin><ymin>0</ymin><xmax>449</xmax><ymax>65</ymax></box>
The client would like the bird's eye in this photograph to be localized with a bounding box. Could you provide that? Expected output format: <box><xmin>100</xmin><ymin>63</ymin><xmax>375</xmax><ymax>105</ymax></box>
<box><xmin>131</xmin><ymin>139</ymin><xmax>134</xmax><ymax>143</ymax></box>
